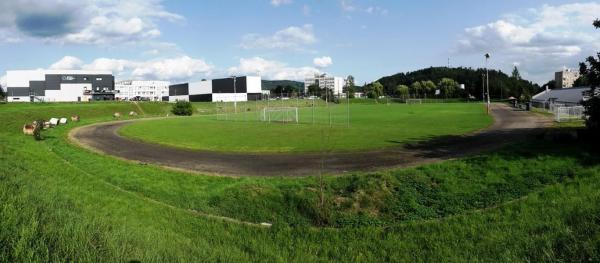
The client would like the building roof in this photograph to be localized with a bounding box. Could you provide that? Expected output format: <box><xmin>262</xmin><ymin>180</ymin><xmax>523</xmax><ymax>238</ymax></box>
<box><xmin>532</xmin><ymin>86</ymin><xmax>591</xmax><ymax>104</ymax></box>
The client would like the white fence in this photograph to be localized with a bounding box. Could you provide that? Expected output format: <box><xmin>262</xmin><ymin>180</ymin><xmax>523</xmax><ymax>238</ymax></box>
<box><xmin>553</xmin><ymin>106</ymin><xmax>585</xmax><ymax>122</ymax></box>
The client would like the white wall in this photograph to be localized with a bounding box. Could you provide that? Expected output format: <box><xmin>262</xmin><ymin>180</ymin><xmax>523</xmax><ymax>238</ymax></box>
<box><xmin>169</xmin><ymin>95</ymin><xmax>189</xmax><ymax>102</ymax></box>
<box><xmin>44</xmin><ymin>83</ymin><xmax>90</xmax><ymax>102</ymax></box>
<box><xmin>212</xmin><ymin>93</ymin><xmax>248</xmax><ymax>102</ymax></box>
<box><xmin>7</xmin><ymin>70</ymin><xmax>45</xmax><ymax>87</ymax></box>
<box><xmin>188</xmin><ymin>80</ymin><xmax>212</xmax><ymax>94</ymax></box>
<box><xmin>7</xmin><ymin>96</ymin><xmax>30</xmax><ymax>102</ymax></box>
<box><xmin>246</xmin><ymin>76</ymin><xmax>262</xmax><ymax>93</ymax></box>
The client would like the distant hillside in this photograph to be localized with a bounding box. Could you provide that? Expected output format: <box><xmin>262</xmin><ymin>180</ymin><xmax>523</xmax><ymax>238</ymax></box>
<box><xmin>372</xmin><ymin>67</ymin><xmax>541</xmax><ymax>100</ymax></box>
<box><xmin>262</xmin><ymin>80</ymin><xmax>304</xmax><ymax>91</ymax></box>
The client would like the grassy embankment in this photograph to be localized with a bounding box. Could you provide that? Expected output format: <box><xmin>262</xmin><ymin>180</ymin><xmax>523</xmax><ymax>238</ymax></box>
<box><xmin>0</xmin><ymin>101</ymin><xmax>599</xmax><ymax>262</ymax></box>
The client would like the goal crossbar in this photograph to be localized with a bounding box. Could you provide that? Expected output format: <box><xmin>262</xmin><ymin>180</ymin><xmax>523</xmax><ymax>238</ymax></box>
<box><xmin>406</xmin><ymin>99</ymin><xmax>423</xmax><ymax>104</ymax></box>
<box><xmin>261</xmin><ymin>107</ymin><xmax>299</xmax><ymax>123</ymax></box>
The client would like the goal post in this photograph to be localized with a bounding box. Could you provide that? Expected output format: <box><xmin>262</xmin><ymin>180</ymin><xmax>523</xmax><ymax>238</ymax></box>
<box><xmin>406</xmin><ymin>99</ymin><xmax>422</xmax><ymax>104</ymax></box>
<box><xmin>261</xmin><ymin>107</ymin><xmax>299</xmax><ymax>124</ymax></box>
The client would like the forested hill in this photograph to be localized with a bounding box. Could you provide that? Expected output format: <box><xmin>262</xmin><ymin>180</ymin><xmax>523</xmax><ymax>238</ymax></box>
<box><xmin>374</xmin><ymin>67</ymin><xmax>542</xmax><ymax>100</ymax></box>
<box><xmin>261</xmin><ymin>80</ymin><xmax>304</xmax><ymax>91</ymax></box>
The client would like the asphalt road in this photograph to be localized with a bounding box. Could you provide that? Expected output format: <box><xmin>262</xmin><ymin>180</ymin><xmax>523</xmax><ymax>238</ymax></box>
<box><xmin>69</xmin><ymin>104</ymin><xmax>551</xmax><ymax>177</ymax></box>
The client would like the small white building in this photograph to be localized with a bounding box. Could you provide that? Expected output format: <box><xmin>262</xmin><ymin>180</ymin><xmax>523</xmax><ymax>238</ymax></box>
<box><xmin>115</xmin><ymin>80</ymin><xmax>170</xmax><ymax>101</ymax></box>
<box><xmin>304</xmin><ymin>74</ymin><xmax>346</xmax><ymax>95</ymax></box>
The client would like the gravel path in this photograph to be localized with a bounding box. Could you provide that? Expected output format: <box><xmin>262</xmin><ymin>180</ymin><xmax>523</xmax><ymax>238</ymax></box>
<box><xmin>69</xmin><ymin>104</ymin><xmax>551</xmax><ymax>177</ymax></box>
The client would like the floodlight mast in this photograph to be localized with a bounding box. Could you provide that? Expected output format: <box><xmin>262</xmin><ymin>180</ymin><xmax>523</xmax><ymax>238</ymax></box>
<box><xmin>231</xmin><ymin>75</ymin><xmax>237</xmax><ymax>114</ymax></box>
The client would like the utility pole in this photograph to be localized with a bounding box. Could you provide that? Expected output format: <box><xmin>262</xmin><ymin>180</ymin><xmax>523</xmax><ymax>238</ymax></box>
<box><xmin>485</xmin><ymin>53</ymin><xmax>491</xmax><ymax>114</ymax></box>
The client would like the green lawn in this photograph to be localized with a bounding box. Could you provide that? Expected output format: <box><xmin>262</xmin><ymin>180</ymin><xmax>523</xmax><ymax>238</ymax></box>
<box><xmin>1</xmin><ymin>102</ymin><xmax>599</xmax><ymax>262</ymax></box>
<box><xmin>119</xmin><ymin>103</ymin><xmax>492</xmax><ymax>153</ymax></box>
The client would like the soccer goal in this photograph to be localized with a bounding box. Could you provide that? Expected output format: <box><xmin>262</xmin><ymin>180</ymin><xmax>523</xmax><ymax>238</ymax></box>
<box><xmin>553</xmin><ymin>105</ymin><xmax>585</xmax><ymax>122</ymax></box>
<box><xmin>406</xmin><ymin>99</ymin><xmax>423</xmax><ymax>104</ymax></box>
<box><xmin>261</xmin><ymin>107</ymin><xmax>299</xmax><ymax>123</ymax></box>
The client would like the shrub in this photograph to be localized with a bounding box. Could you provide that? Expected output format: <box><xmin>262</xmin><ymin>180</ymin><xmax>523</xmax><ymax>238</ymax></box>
<box><xmin>171</xmin><ymin>101</ymin><xmax>193</xmax><ymax>116</ymax></box>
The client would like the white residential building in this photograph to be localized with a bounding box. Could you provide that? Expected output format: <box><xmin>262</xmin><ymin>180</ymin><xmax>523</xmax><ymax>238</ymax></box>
<box><xmin>304</xmin><ymin>74</ymin><xmax>346</xmax><ymax>95</ymax></box>
<box><xmin>115</xmin><ymin>80</ymin><xmax>170</xmax><ymax>101</ymax></box>
<box><xmin>555</xmin><ymin>69</ymin><xmax>580</xmax><ymax>89</ymax></box>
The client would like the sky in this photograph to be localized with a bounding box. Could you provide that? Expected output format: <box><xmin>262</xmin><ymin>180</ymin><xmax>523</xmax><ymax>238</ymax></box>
<box><xmin>1</xmin><ymin>0</ymin><xmax>599</xmax><ymax>87</ymax></box>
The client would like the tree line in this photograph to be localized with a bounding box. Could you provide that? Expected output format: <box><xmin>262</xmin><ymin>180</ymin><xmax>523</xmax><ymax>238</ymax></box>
<box><xmin>360</xmin><ymin>66</ymin><xmax>541</xmax><ymax>100</ymax></box>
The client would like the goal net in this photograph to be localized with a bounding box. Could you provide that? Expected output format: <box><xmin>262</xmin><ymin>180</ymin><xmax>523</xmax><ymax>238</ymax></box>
<box><xmin>261</xmin><ymin>107</ymin><xmax>299</xmax><ymax>123</ymax></box>
<box><xmin>406</xmin><ymin>99</ymin><xmax>422</xmax><ymax>104</ymax></box>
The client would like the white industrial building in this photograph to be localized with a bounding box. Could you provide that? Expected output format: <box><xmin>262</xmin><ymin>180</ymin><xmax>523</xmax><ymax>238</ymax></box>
<box><xmin>115</xmin><ymin>80</ymin><xmax>170</xmax><ymax>101</ymax></box>
<box><xmin>304</xmin><ymin>74</ymin><xmax>346</xmax><ymax>95</ymax></box>
<box><xmin>167</xmin><ymin>76</ymin><xmax>262</xmax><ymax>102</ymax></box>
<box><xmin>5</xmin><ymin>70</ymin><xmax>115</xmax><ymax>102</ymax></box>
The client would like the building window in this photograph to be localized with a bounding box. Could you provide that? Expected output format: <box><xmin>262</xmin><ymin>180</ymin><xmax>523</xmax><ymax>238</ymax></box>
<box><xmin>96</xmin><ymin>77</ymin><xmax>102</xmax><ymax>81</ymax></box>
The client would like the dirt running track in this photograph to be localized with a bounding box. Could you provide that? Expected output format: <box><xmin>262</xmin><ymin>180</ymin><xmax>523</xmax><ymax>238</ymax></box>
<box><xmin>70</xmin><ymin>104</ymin><xmax>551</xmax><ymax>177</ymax></box>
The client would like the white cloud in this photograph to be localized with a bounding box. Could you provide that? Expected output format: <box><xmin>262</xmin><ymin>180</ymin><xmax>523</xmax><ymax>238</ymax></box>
<box><xmin>271</xmin><ymin>0</ymin><xmax>292</xmax><ymax>7</ymax></box>
<box><xmin>456</xmin><ymin>2</ymin><xmax>600</xmax><ymax>83</ymax></box>
<box><xmin>240</xmin><ymin>24</ymin><xmax>317</xmax><ymax>50</ymax></box>
<box><xmin>313</xmin><ymin>56</ymin><xmax>333</xmax><ymax>68</ymax></box>
<box><xmin>303</xmin><ymin>5</ymin><xmax>311</xmax><ymax>16</ymax></box>
<box><xmin>131</xmin><ymin>56</ymin><xmax>213</xmax><ymax>81</ymax></box>
<box><xmin>340</xmin><ymin>0</ymin><xmax>356</xmax><ymax>12</ymax></box>
<box><xmin>48</xmin><ymin>55</ymin><xmax>213</xmax><ymax>82</ymax></box>
<box><xmin>0</xmin><ymin>0</ymin><xmax>182</xmax><ymax>45</ymax></box>
<box><xmin>228</xmin><ymin>57</ymin><xmax>320</xmax><ymax>81</ymax></box>
<box><xmin>49</xmin><ymin>56</ymin><xmax>84</xmax><ymax>70</ymax></box>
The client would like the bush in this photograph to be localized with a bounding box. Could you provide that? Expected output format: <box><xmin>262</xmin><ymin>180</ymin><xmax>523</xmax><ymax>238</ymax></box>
<box><xmin>171</xmin><ymin>101</ymin><xmax>193</xmax><ymax>116</ymax></box>
<box><xmin>583</xmin><ymin>96</ymin><xmax>600</xmax><ymax>133</ymax></box>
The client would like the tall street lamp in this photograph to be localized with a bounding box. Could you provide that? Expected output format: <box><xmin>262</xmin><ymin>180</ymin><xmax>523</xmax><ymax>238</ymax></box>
<box><xmin>231</xmin><ymin>75</ymin><xmax>237</xmax><ymax>114</ymax></box>
<box><xmin>485</xmin><ymin>53</ymin><xmax>491</xmax><ymax>114</ymax></box>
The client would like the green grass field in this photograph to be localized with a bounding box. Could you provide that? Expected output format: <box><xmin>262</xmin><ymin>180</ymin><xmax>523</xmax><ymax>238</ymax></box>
<box><xmin>119</xmin><ymin>103</ymin><xmax>492</xmax><ymax>153</ymax></box>
<box><xmin>1</xmin><ymin>101</ymin><xmax>599</xmax><ymax>262</ymax></box>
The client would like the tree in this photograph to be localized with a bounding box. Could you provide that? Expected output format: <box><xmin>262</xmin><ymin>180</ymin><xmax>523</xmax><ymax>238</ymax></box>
<box><xmin>437</xmin><ymin>78</ymin><xmax>459</xmax><ymax>97</ymax></box>
<box><xmin>511</xmin><ymin>66</ymin><xmax>521</xmax><ymax>80</ymax></box>
<box><xmin>307</xmin><ymin>84</ymin><xmax>320</xmax><ymax>96</ymax></box>
<box><xmin>344</xmin><ymin>75</ymin><xmax>356</xmax><ymax>98</ymax></box>
<box><xmin>171</xmin><ymin>100</ymin><xmax>193</xmax><ymax>116</ymax></box>
<box><xmin>410</xmin><ymin>81</ymin><xmax>422</xmax><ymax>98</ymax></box>
<box><xmin>578</xmin><ymin>19</ymin><xmax>600</xmax><ymax>132</ymax></box>
<box><xmin>372</xmin><ymin>81</ymin><xmax>384</xmax><ymax>98</ymax></box>
<box><xmin>396</xmin><ymin>84</ymin><xmax>409</xmax><ymax>100</ymax></box>
<box><xmin>421</xmin><ymin>80</ymin><xmax>436</xmax><ymax>97</ymax></box>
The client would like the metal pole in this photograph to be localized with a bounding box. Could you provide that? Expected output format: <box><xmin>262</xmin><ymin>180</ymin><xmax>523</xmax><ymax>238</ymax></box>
<box><xmin>485</xmin><ymin>54</ymin><xmax>491</xmax><ymax>114</ymax></box>
<box><xmin>347</xmin><ymin>88</ymin><xmax>350</xmax><ymax>128</ymax></box>
<box><xmin>233</xmin><ymin>76</ymin><xmax>237</xmax><ymax>114</ymax></box>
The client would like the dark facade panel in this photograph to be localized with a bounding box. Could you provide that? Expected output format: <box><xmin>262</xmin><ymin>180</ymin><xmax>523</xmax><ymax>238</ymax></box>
<box><xmin>45</xmin><ymin>74</ymin><xmax>115</xmax><ymax>91</ymax></box>
<box><xmin>247</xmin><ymin>93</ymin><xmax>262</xmax><ymax>101</ymax></box>
<box><xmin>29</xmin><ymin>81</ymin><xmax>46</xmax><ymax>96</ymax></box>
<box><xmin>169</xmin><ymin>83</ymin><xmax>189</xmax><ymax>96</ymax></box>
<box><xmin>189</xmin><ymin>94</ymin><xmax>212</xmax><ymax>102</ymax></box>
<box><xmin>6</xmin><ymin>87</ymin><xmax>30</xmax><ymax>96</ymax></box>
<box><xmin>212</xmin><ymin>77</ymin><xmax>247</xmax><ymax>94</ymax></box>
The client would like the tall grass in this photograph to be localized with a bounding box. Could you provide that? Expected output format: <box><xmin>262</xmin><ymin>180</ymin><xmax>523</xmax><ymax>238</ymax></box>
<box><xmin>0</xmin><ymin>102</ymin><xmax>599</xmax><ymax>262</ymax></box>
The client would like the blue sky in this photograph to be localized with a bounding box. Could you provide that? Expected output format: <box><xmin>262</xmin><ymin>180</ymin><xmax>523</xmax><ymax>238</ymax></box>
<box><xmin>1</xmin><ymin>0</ymin><xmax>599</xmax><ymax>86</ymax></box>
